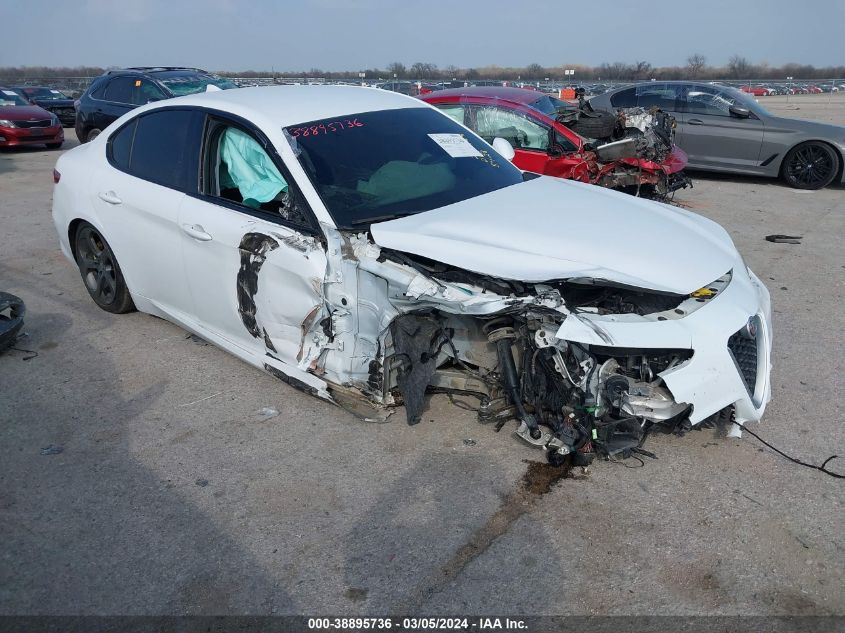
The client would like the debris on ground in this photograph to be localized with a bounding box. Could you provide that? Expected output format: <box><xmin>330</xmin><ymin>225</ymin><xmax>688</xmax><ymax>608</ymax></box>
<box><xmin>39</xmin><ymin>444</ymin><xmax>63</xmax><ymax>455</ymax></box>
<box><xmin>765</xmin><ymin>234</ymin><xmax>803</xmax><ymax>244</ymax></box>
<box><xmin>256</xmin><ymin>406</ymin><xmax>280</xmax><ymax>421</ymax></box>
<box><xmin>0</xmin><ymin>292</ymin><xmax>26</xmax><ymax>354</ymax></box>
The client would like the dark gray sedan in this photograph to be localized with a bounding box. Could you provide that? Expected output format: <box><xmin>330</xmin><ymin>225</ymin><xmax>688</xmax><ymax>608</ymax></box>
<box><xmin>590</xmin><ymin>81</ymin><xmax>845</xmax><ymax>189</ymax></box>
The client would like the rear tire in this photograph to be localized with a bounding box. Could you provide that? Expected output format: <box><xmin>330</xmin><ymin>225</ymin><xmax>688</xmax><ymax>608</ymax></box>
<box><xmin>74</xmin><ymin>222</ymin><xmax>135</xmax><ymax>314</ymax></box>
<box><xmin>781</xmin><ymin>141</ymin><xmax>840</xmax><ymax>190</ymax></box>
<box><xmin>46</xmin><ymin>142</ymin><xmax>63</xmax><ymax>149</ymax></box>
<box><xmin>85</xmin><ymin>128</ymin><xmax>102</xmax><ymax>143</ymax></box>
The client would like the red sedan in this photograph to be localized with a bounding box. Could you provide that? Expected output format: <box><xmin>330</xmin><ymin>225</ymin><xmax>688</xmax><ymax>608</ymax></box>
<box><xmin>0</xmin><ymin>88</ymin><xmax>64</xmax><ymax>149</ymax></box>
<box><xmin>740</xmin><ymin>85</ymin><xmax>769</xmax><ymax>97</ymax></box>
<box><xmin>421</xmin><ymin>87</ymin><xmax>688</xmax><ymax>197</ymax></box>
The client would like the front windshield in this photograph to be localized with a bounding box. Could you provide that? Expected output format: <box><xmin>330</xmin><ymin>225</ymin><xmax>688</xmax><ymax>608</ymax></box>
<box><xmin>155</xmin><ymin>72</ymin><xmax>237</xmax><ymax>96</ymax></box>
<box><xmin>530</xmin><ymin>94</ymin><xmax>575</xmax><ymax>116</ymax></box>
<box><xmin>21</xmin><ymin>87</ymin><xmax>70</xmax><ymax>101</ymax></box>
<box><xmin>0</xmin><ymin>89</ymin><xmax>29</xmax><ymax>106</ymax></box>
<box><xmin>286</xmin><ymin>107</ymin><xmax>523</xmax><ymax>229</ymax></box>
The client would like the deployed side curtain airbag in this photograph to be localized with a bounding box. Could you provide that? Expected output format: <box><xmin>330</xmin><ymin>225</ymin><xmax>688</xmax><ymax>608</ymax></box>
<box><xmin>220</xmin><ymin>127</ymin><xmax>288</xmax><ymax>205</ymax></box>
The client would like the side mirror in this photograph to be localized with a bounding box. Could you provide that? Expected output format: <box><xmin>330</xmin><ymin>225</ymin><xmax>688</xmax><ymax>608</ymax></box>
<box><xmin>492</xmin><ymin>137</ymin><xmax>515</xmax><ymax>161</ymax></box>
<box><xmin>729</xmin><ymin>105</ymin><xmax>751</xmax><ymax>118</ymax></box>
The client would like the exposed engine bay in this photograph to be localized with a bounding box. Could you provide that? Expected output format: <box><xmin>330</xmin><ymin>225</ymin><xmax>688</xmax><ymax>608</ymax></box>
<box><xmin>378</xmin><ymin>252</ymin><xmax>697</xmax><ymax>465</ymax></box>
<box><xmin>261</xmin><ymin>221</ymin><xmax>770</xmax><ymax>470</ymax></box>
<box><xmin>557</xmin><ymin>90</ymin><xmax>692</xmax><ymax>199</ymax></box>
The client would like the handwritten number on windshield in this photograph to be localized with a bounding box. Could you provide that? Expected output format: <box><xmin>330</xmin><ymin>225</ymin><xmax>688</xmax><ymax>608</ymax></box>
<box><xmin>289</xmin><ymin>119</ymin><xmax>365</xmax><ymax>137</ymax></box>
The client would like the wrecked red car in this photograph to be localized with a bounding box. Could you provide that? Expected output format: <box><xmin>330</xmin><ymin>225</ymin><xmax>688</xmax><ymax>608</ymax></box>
<box><xmin>421</xmin><ymin>86</ymin><xmax>690</xmax><ymax>199</ymax></box>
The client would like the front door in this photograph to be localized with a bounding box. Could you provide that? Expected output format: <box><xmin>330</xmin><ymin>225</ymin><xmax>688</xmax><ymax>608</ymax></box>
<box><xmin>178</xmin><ymin>117</ymin><xmax>328</xmax><ymax>366</ymax></box>
<box><xmin>678</xmin><ymin>85</ymin><xmax>765</xmax><ymax>172</ymax></box>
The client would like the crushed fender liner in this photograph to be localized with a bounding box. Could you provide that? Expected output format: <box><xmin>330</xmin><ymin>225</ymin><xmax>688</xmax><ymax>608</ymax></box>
<box><xmin>389</xmin><ymin>313</ymin><xmax>447</xmax><ymax>425</ymax></box>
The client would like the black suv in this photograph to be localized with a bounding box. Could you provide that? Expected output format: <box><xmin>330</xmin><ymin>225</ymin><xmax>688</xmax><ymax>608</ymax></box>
<box><xmin>74</xmin><ymin>67</ymin><xmax>236</xmax><ymax>143</ymax></box>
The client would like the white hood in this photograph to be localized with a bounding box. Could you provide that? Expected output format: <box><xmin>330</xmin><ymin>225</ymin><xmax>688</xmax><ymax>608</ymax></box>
<box><xmin>369</xmin><ymin>176</ymin><xmax>739</xmax><ymax>295</ymax></box>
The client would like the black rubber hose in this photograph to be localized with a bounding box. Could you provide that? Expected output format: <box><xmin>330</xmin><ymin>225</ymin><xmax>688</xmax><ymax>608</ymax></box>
<box><xmin>495</xmin><ymin>337</ymin><xmax>541</xmax><ymax>438</ymax></box>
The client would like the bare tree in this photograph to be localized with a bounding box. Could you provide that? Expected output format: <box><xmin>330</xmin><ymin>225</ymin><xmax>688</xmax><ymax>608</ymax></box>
<box><xmin>410</xmin><ymin>62</ymin><xmax>438</xmax><ymax>79</ymax></box>
<box><xmin>633</xmin><ymin>60</ymin><xmax>652</xmax><ymax>79</ymax></box>
<box><xmin>386</xmin><ymin>62</ymin><xmax>406</xmax><ymax>78</ymax></box>
<box><xmin>686</xmin><ymin>54</ymin><xmax>706</xmax><ymax>78</ymax></box>
<box><xmin>728</xmin><ymin>54</ymin><xmax>752</xmax><ymax>79</ymax></box>
<box><xmin>524</xmin><ymin>63</ymin><xmax>545</xmax><ymax>80</ymax></box>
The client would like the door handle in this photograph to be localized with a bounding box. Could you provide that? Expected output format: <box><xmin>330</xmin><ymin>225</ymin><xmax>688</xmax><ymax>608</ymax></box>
<box><xmin>687</xmin><ymin>118</ymin><xmax>704</xmax><ymax>125</ymax></box>
<box><xmin>98</xmin><ymin>190</ymin><xmax>122</xmax><ymax>204</ymax></box>
<box><xmin>181</xmin><ymin>223</ymin><xmax>213</xmax><ymax>241</ymax></box>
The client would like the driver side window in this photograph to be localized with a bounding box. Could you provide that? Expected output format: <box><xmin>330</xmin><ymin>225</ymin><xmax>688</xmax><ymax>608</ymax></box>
<box><xmin>203</xmin><ymin>121</ymin><xmax>312</xmax><ymax>229</ymax></box>
<box><xmin>472</xmin><ymin>106</ymin><xmax>550</xmax><ymax>152</ymax></box>
<box><xmin>682</xmin><ymin>86</ymin><xmax>737</xmax><ymax>117</ymax></box>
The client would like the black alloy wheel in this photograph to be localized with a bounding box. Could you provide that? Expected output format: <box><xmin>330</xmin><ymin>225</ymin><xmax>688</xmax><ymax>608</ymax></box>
<box><xmin>782</xmin><ymin>141</ymin><xmax>840</xmax><ymax>190</ymax></box>
<box><xmin>74</xmin><ymin>223</ymin><xmax>134</xmax><ymax>313</ymax></box>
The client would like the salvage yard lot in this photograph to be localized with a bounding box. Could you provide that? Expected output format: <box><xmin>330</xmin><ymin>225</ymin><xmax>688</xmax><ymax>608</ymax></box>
<box><xmin>1</xmin><ymin>94</ymin><xmax>843</xmax><ymax>616</ymax></box>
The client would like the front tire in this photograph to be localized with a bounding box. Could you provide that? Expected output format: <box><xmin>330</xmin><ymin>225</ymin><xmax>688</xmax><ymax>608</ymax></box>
<box><xmin>782</xmin><ymin>141</ymin><xmax>840</xmax><ymax>190</ymax></box>
<box><xmin>74</xmin><ymin>223</ymin><xmax>135</xmax><ymax>314</ymax></box>
<box><xmin>46</xmin><ymin>142</ymin><xmax>63</xmax><ymax>149</ymax></box>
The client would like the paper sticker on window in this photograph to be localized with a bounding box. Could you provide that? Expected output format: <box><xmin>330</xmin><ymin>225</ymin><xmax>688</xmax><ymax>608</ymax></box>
<box><xmin>428</xmin><ymin>133</ymin><xmax>482</xmax><ymax>158</ymax></box>
<box><xmin>2</xmin><ymin>90</ymin><xmax>17</xmax><ymax>96</ymax></box>
<box><xmin>134</xmin><ymin>80</ymin><xmax>141</xmax><ymax>87</ymax></box>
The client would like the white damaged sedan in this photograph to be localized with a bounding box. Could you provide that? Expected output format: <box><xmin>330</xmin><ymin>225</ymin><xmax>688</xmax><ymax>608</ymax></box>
<box><xmin>52</xmin><ymin>86</ymin><xmax>772</xmax><ymax>464</ymax></box>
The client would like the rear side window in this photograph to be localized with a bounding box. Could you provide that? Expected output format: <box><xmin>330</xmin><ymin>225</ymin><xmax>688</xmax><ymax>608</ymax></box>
<box><xmin>103</xmin><ymin>77</ymin><xmax>135</xmax><ymax>104</ymax></box>
<box><xmin>107</xmin><ymin>109</ymin><xmax>203</xmax><ymax>191</ymax></box>
<box><xmin>108</xmin><ymin>120</ymin><xmax>135</xmax><ymax>171</ymax></box>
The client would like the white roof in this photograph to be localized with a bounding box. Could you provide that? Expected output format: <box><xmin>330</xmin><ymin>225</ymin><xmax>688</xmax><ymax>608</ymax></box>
<box><xmin>158</xmin><ymin>85</ymin><xmax>426</xmax><ymax>128</ymax></box>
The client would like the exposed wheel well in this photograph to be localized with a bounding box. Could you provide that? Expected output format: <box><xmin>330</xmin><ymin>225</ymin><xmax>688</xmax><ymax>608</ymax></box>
<box><xmin>68</xmin><ymin>219</ymin><xmax>84</xmax><ymax>261</ymax></box>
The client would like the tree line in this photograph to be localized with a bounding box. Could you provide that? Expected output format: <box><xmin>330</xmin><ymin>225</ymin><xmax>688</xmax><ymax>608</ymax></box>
<box><xmin>2</xmin><ymin>57</ymin><xmax>844</xmax><ymax>82</ymax></box>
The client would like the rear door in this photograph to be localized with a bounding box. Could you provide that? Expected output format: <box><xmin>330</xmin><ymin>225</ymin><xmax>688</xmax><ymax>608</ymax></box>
<box><xmin>677</xmin><ymin>85</ymin><xmax>764</xmax><ymax>171</ymax></box>
<box><xmin>178</xmin><ymin>115</ymin><xmax>328</xmax><ymax>365</ymax></box>
<box><xmin>90</xmin><ymin>107</ymin><xmax>204</xmax><ymax>320</ymax></box>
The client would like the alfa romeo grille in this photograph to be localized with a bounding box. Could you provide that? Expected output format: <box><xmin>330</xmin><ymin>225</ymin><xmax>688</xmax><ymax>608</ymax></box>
<box><xmin>728</xmin><ymin>325</ymin><xmax>759</xmax><ymax>394</ymax></box>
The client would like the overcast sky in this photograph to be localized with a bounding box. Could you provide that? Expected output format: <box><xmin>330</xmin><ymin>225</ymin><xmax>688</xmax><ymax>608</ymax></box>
<box><xmin>4</xmin><ymin>0</ymin><xmax>842</xmax><ymax>71</ymax></box>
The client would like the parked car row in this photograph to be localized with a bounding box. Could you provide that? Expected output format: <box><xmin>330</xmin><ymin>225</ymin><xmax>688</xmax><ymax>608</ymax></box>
<box><xmin>738</xmin><ymin>83</ymin><xmax>842</xmax><ymax>96</ymax></box>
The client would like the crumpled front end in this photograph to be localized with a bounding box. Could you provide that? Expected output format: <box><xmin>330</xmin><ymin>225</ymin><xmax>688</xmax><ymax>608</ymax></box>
<box><xmin>554</xmin><ymin>265</ymin><xmax>773</xmax><ymax>435</ymax></box>
<box><xmin>277</xmin><ymin>222</ymin><xmax>772</xmax><ymax>464</ymax></box>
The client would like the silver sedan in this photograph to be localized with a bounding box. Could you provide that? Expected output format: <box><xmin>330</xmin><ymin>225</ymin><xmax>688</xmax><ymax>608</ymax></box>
<box><xmin>589</xmin><ymin>81</ymin><xmax>845</xmax><ymax>189</ymax></box>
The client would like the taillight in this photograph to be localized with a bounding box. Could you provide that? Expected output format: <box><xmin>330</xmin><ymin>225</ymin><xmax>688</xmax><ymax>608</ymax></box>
<box><xmin>53</xmin><ymin>169</ymin><xmax>61</xmax><ymax>184</ymax></box>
